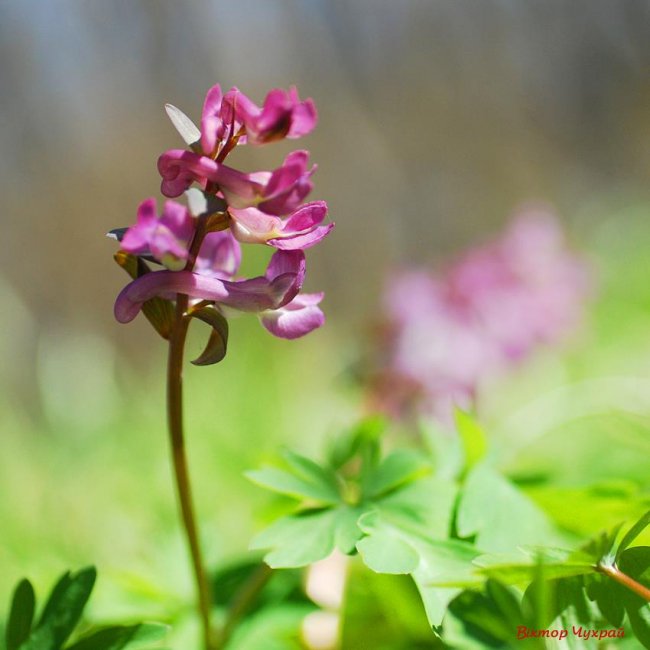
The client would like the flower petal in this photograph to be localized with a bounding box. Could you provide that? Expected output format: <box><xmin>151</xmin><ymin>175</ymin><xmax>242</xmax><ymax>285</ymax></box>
<box><xmin>200</xmin><ymin>83</ymin><xmax>224</xmax><ymax>155</ymax></box>
<box><xmin>260</xmin><ymin>293</ymin><xmax>325</xmax><ymax>339</ymax></box>
<box><xmin>268</xmin><ymin>223</ymin><xmax>334</xmax><ymax>250</ymax></box>
<box><xmin>114</xmin><ymin>250</ymin><xmax>305</xmax><ymax>324</ymax></box>
<box><xmin>228</xmin><ymin>206</ymin><xmax>281</xmax><ymax>244</ymax></box>
<box><xmin>282</xmin><ymin>201</ymin><xmax>327</xmax><ymax>232</ymax></box>
<box><xmin>114</xmin><ymin>268</ymin><xmax>299</xmax><ymax>324</ymax></box>
<box><xmin>158</xmin><ymin>150</ymin><xmax>221</xmax><ymax>197</ymax></box>
<box><xmin>258</xmin><ymin>151</ymin><xmax>315</xmax><ymax>215</ymax></box>
<box><xmin>120</xmin><ymin>198</ymin><xmax>195</xmax><ymax>270</ymax></box>
<box><xmin>265</xmin><ymin>249</ymin><xmax>306</xmax><ymax>287</ymax></box>
<box><xmin>194</xmin><ymin>230</ymin><xmax>242</xmax><ymax>279</ymax></box>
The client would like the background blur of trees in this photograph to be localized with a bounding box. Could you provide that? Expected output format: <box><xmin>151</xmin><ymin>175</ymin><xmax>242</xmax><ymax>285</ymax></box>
<box><xmin>1</xmin><ymin>0</ymin><xmax>649</xmax><ymax>404</ymax></box>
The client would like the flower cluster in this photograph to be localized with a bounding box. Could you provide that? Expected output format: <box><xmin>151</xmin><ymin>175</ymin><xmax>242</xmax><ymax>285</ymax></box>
<box><xmin>373</xmin><ymin>206</ymin><xmax>592</xmax><ymax>424</ymax></box>
<box><xmin>111</xmin><ymin>84</ymin><xmax>332</xmax><ymax>345</ymax></box>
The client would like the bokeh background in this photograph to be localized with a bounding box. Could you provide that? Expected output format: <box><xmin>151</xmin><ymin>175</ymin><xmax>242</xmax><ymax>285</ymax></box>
<box><xmin>1</xmin><ymin>0</ymin><xmax>650</xmax><ymax>645</ymax></box>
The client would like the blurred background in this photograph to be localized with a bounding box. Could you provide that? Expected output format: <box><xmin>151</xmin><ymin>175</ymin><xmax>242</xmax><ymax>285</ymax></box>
<box><xmin>1</xmin><ymin>0</ymin><xmax>650</xmax><ymax>644</ymax></box>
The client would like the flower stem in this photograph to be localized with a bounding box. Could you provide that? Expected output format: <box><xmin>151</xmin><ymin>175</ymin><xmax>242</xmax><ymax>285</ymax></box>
<box><xmin>167</xmin><ymin>294</ymin><xmax>215</xmax><ymax>650</ymax></box>
<box><xmin>598</xmin><ymin>563</ymin><xmax>650</xmax><ymax>601</ymax></box>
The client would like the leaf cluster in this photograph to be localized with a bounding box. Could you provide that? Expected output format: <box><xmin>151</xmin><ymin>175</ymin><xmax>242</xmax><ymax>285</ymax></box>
<box><xmin>247</xmin><ymin>411</ymin><xmax>650</xmax><ymax>646</ymax></box>
<box><xmin>3</xmin><ymin>568</ymin><xmax>167</xmax><ymax>650</ymax></box>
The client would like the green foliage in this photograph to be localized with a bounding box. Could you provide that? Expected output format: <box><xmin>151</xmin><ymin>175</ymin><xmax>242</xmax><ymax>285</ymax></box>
<box><xmin>65</xmin><ymin>624</ymin><xmax>167</xmax><ymax>650</ymax></box>
<box><xmin>249</xmin><ymin>410</ymin><xmax>650</xmax><ymax>644</ymax></box>
<box><xmin>340</xmin><ymin>564</ymin><xmax>437</xmax><ymax>649</ymax></box>
<box><xmin>3</xmin><ymin>569</ymin><xmax>168</xmax><ymax>650</ymax></box>
<box><xmin>6</xmin><ymin>581</ymin><xmax>35</xmax><ymax>650</ymax></box>
<box><xmin>248</xmin><ymin>418</ymin><xmax>439</xmax><ymax>571</ymax></box>
<box><xmin>456</xmin><ymin>463</ymin><xmax>563</xmax><ymax>553</ymax></box>
<box><xmin>209</xmin><ymin>556</ymin><xmax>318</xmax><ymax>650</ymax></box>
<box><xmin>454</xmin><ymin>408</ymin><xmax>488</xmax><ymax>475</ymax></box>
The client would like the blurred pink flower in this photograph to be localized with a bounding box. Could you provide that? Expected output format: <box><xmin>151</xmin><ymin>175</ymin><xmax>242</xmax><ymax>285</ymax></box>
<box><xmin>377</xmin><ymin>206</ymin><xmax>593</xmax><ymax>424</ymax></box>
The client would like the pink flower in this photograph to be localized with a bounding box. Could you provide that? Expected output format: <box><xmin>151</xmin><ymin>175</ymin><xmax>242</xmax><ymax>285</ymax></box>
<box><xmin>120</xmin><ymin>198</ymin><xmax>195</xmax><ymax>271</ymax></box>
<box><xmin>377</xmin><ymin>206</ymin><xmax>593</xmax><ymax>424</ymax></box>
<box><xmin>228</xmin><ymin>201</ymin><xmax>333</xmax><ymax>249</ymax></box>
<box><xmin>114</xmin><ymin>233</ymin><xmax>324</xmax><ymax>339</ymax></box>
<box><xmin>158</xmin><ymin>150</ymin><xmax>316</xmax><ymax>216</ymax></box>
<box><xmin>199</xmin><ymin>84</ymin><xmax>245</xmax><ymax>156</ymax></box>
<box><xmin>114</xmin><ymin>82</ymin><xmax>329</xmax><ymax>344</ymax></box>
<box><xmin>228</xmin><ymin>86</ymin><xmax>317</xmax><ymax>145</ymax></box>
<box><xmin>169</xmin><ymin>83</ymin><xmax>317</xmax><ymax>158</ymax></box>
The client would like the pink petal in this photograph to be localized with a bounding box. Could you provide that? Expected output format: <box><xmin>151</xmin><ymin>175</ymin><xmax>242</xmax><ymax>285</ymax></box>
<box><xmin>265</xmin><ymin>249</ymin><xmax>306</xmax><ymax>285</ymax></box>
<box><xmin>260</xmin><ymin>293</ymin><xmax>325</xmax><ymax>339</ymax></box>
<box><xmin>228</xmin><ymin>207</ymin><xmax>281</xmax><ymax>243</ymax></box>
<box><xmin>283</xmin><ymin>201</ymin><xmax>327</xmax><ymax>232</ymax></box>
<box><xmin>259</xmin><ymin>151</ymin><xmax>315</xmax><ymax>215</ymax></box>
<box><xmin>200</xmin><ymin>84</ymin><xmax>223</xmax><ymax>155</ymax></box>
<box><xmin>161</xmin><ymin>200</ymin><xmax>195</xmax><ymax>242</ymax></box>
<box><xmin>114</xmin><ymin>267</ymin><xmax>299</xmax><ymax>324</ymax></box>
<box><xmin>268</xmin><ymin>223</ymin><xmax>334</xmax><ymax>250</ymax></box>
<box><xmin>194</xmin><ymin>230</ymin><xmax>242</xmax><ymax>278</ymax></box>
<box><xmin>288</xmin><ymin>99</ymin><xmax>317</xmax><ymax>138</ymax></box>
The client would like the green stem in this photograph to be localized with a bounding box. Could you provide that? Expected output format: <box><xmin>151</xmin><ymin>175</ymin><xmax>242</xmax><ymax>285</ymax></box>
<box><xmin>167</xmin><ymin>294</ymin><xmax>216</xmax><ymax>650</ymax></box>
<box><xmin>598</xmin><ymin>563</ymin><xmax>650</xmax><ymax>601</ymax></box>
<box><xmin>221</xmin><ymin>564</ymin><xmax>273</xmax><ymax>645</ymax></box>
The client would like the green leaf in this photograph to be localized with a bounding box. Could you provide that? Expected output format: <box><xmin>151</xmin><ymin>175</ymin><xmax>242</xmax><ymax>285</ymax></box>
<box><xmin>365</xmin><ymin>449</ymin><xmax>431</xmax><ymax>499</ymax></box>
<box><xmin>66</xmin><ymin>623</ymin><xmax>168</xmax><ymax>650</ymax></box>
<box><xmin>280</xmin><ymin>450</ymin><xmax>340</xmax><ymax>499</ymax></box>
<box><xmin>454</xmin><ymin>409</ymin><xmax>488</xmax><ymax>474</ymax></box>
<box><xmin>164</xmin><ymin>104</ymin><xmax>201</xmax><ymax>151</ymax></box>
<box><xmin>617</xmin><ymin>510</ymin><xmax>650</xmax><ymax>560</ymax></box>
<box><xmin>21</xmin><ymin>567</ymin><xmax>96</xmax><ymax>650</ymax></box>
<box><xmin>628</xmin><ymin>604</ymin><xmax>650</xmax><ymax>650</ymax></box>
<box><xmin>524</xmin><ymin>482</ymin><xmax>643</xmax><ymax>542</ymax></box>
<box><xmin>484</xmin><ymin>579</ymin><xmax>524</xmax><ymax>626</ymax></box>
<box><xmin>327</xmin><ymin>416</ymin><xmax>386</xmax><ymax>470</ymax></box>
<box><xmin>189</xmin><ymin>307</ymin><xmax>228</xmax><ymax>366</ymax></box>
<box><xmin>246</xmin><ymin>448</ymin><xmax>340</xmax><ymax>504</ymax></box>
<box><xmin>6</xmin><ymin>579</ymin><xmax>35</xmax><ymax>650</ymax></box>
<box><xmin>341</xmin><ymin>567</ymin><xmax>433</xmax><ymax>649</ymax></box>
<box><xmin>245</xmin><ymin>467</ymin><xmax>339</xmax><ymax>504</ymax></box>
<box><xmin>113</xmin><ymin>253</ymin><xmax>174</xmax><ymax>340</ymax></box>
<box><xmin>474</xmin><ymin>552</ymin><xmax>594</xmax><ymax>585</ymax></box>
<box><xmin>618</xmin><ymin>546</ymin><xmax>650</xmax><ymax>648</ymax></box>
<box><xmin>442</xmin><ymin>582</ymin><xmax>532</xmax><ymax>649</ymax></box>
<box><xmin>333</xmin><ymin>506</ymin><xmax>364</xmax><ymax>554</ymax></box>
<box><xmin>586</xmin><ymin>575</ymin><xmax>625</xmax><ymax>627</ymax></box>
<box><xmin>250</xmin><ymin>510</ymin><xmax>337</xmax><ymax>568</ymax></box>
<box><xmin>456</xmin><ymin>465</ymin><xmax>562</xmax><ymax>553</ymax></box>
<box><xmin>356</xmin><ymin>502</ymin><xmax>481</xmax><ymax>627</ymax></box>
<box><xmin>356</xmin><ymin>511</ymin><xmax>420</xmax><ymax>574</ymax></box>
<box><xmin>378</xmin><ymin>477</ymin><xmax>458</xmax><ymax>540</ymax></box>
